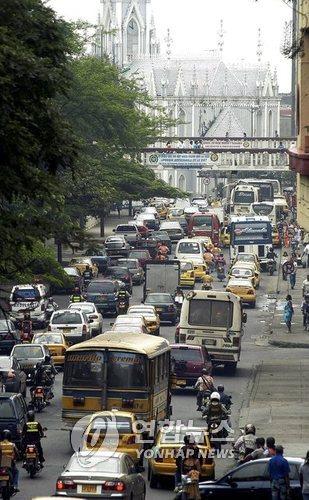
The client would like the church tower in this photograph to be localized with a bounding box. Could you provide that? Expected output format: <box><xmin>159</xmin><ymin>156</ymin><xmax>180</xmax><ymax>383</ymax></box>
<box><xmin>95</xmin><ymin>0</ymin><xmax>159</xmax><ymax>66</ymax></box>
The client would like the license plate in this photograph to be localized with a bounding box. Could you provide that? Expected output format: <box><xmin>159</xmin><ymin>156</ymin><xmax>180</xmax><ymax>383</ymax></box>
<box><xmin>63</xmin><ymin>327</ymin><xmax>72</xmax><ymax>333</ymax></box>
<box><xmin>202</xmin><ymin>339</ymin><xmax>216</xmax><ymax>346</ymax></box>
<box><xmin>82</xmin><ymin>484</ymin><xmax>97</xmax><ymax>493</ymax></box>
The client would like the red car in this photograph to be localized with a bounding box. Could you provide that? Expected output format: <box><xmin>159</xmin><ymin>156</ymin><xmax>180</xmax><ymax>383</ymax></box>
<box><xmin>128</xmin><ymin>249</ymin><xmax>151</xmax><ymax>269</ymax></box>
<box><xmin>170</xmin><ymin>344</ymin><xmax>212</xmax><ymax>389</ymax></box>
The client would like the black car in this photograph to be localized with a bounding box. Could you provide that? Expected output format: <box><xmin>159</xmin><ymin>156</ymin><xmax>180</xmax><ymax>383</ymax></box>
<box><xmin>0</xmin><ymin>393</ymin><xmax>28</xmax><ymax>448</ymax></box>
<box><xmin>0</xmin><ymin>319</ymin><xmax>20</xmax><ymax>354</ymax></box>
<box><xmin>0</xmin><ymin>356</ymin><xmax>27</xmax><ymax>397</ymax></box>
<box><xmin>85</xmin><ymin>279</ymin><xmax>121</xmax><ymax>315</ymax></box>
<box><xmin>144</xmin><ymin>293</ymin><xmax>177</xmax><ymax>325</ymax></box>
<box><xmin>175</xmin><ymin>457</ymin><xmax>303</xmax><ymax>500</ymax></box>
<box><xmin>118</xmin><ymin>258</ymin><xmax>144</xmax><ymax>285</ymax></box>
<box><xmin>106</xmin><ymin>266</ymin><xmax>133</xmax><ymax>295</ymax></box>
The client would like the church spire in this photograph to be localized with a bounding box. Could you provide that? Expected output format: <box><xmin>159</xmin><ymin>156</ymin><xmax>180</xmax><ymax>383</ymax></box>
<box><xmin>165</xmin><ymin>28</ymin><xmax>173</xmax><ymax>62</ymax></box>
<box><xmin>257</xmin><ymin>27</ymin><xmax>263</xmax><ymax>65</ymax></box>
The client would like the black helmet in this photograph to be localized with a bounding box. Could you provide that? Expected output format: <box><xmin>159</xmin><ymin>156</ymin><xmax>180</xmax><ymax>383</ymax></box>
<box><xmin>244</xmin><ymin>424</ymin><xmax>256</xmax><ymax>435</ymax></box>
<box><xmin>27</xmin><ymin>411</ymin><xmax>35</xmax><ymax>421</ymax></box>
<box><xmin>217</xmin><ymin>384</ymin><xmax>224</xmax><ymax>393</ymax></box>
<box><xmin>2</xmin><ymin>429</ymin><xmax>11</xmax><ymax>440</ymax></box>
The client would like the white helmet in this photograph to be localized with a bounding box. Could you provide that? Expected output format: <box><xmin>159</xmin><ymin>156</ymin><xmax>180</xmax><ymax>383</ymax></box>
<box><xmin>210</xmin><ymin>391</ymin><xmax>220</xmax><ymax>401</ymax></box>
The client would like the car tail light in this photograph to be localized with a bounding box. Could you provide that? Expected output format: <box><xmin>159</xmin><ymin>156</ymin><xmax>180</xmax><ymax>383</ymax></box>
<box><xmin>56</xmin><ymin>479</ymin><xmax>77</xmax><ymax>490</ymax></box>
<box><xmin>82</xmin><ymin>325</ymin><xmax>87</xmax><ymax>334</ymax></box>
<box><xmin>27</xmin><ymin>446</ymin><xmax>35</xmax><ymax>453</ymax></box>
<box><xmin>48</xmin><ymin>325</ymin><xmax>51</xmax><ymax>332</ymax></box>
<box><xmin>102</xmin><ymin>481</ymin><xmax>126</xmax><ymax>492</ymax></box>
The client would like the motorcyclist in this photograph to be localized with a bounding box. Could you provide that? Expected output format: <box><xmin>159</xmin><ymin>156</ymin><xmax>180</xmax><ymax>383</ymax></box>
<box><xmin>21</xmin><ymin>312</ymin><xmax>33</xmax><ymax>342</ymax></box>
<box><xmin>201</xmin><ymin>271</ymin><xmax>214</xmax><ymax>290</ymax></box>
<box><xmin>195</xmin><ymin>369</ymin><xmax>215</xmax><ymax>411</ymax></box>
<box><xmin>83</xmin><ymin>264</ymin><xmax>93</xmax><ymax>282</ymax></box>
<box><xmin>174</xmin><ymin>288</ymin><xmax>184</xmax><ymax>314</ymax></box>
<box><xmin>157</xmin><ymin>242</ymin><xmax>169</xmax><ymax>257</ymax></box>
<box><xmin>234</xmin><ymin>423</ymin><xmax>256</xmax><ymax>458</ymax></box>
<box><xmin>0</xmin><ymin>429</ymin><xmax>19</xmax><ymax>492</ymax></box>
<box><xmin>117</xmin><ymin>287</ymin><xmax>130</xmax><ymax>309</ymax></box>
<box><xmin>202</xmin><ymin>391</ymin><xmax>229</xmax><ymax>425</ymax></box>
<box><xmin>22</xmin><ymin>411</ymin><xmax>45</xmax><ymax>464</ymax></box>
<box><xmin>217</xmin><ymin>384</ymin><xmax>232</xmax><ymax>410</ymax></box>
<box><xmin>41</xmin><ymin>368</ymin><xmax>54</xmax><ymax>402</ymax></box>
<box><xmin>174</xmin><ymin>435</ymin><xmax>201</xmax><ymax>493</ymax></box>
<box><xmin>70</xmin><ymin>287</ymin><xmax>85</xmax><ymax>303</ymax></box>
<box><xmin>266</xmin><ymin>247</ymin><xmax>277</xmax><ymax>261</ymax></box>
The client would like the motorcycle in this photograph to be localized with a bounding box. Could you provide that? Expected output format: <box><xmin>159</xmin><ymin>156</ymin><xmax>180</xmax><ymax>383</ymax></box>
<box><xmin>117</xmin><ymin>300</ymin><xmax>128</xmax><ymax>315</ymax></box>
<box><xmin>0</xmin><ymin>466</ymin><xmax>15</xmax><ymax>500</ymax></box>
<box><xmin>267</xmin><ymin>259</ymin><xmax>276</xmax><ymax>276</ymax></box>
<box><xmin>23</xmin><ymin>444</ymin><xmax>43</xmax><ymax>478</ymax></box>
<box><xmin>20</xmin><ymin>320</ymin><xmax>33</xmax><ymax>343</ymax></box>
<box><xmin>29</xmin><ymin>386</ymin><xmax>46</xmax><ymax>413</ymax></box>
<box><xmin>45</xmin><ymin>299</ymin><xmax>58</xmax><ymax>320</ymax></box>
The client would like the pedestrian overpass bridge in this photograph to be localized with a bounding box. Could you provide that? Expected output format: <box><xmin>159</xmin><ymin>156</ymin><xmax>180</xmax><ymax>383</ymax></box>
<box><xmin>141</xmin><ymin>136</ymin><xmax>295</xmax><ymax>193</ymax></box>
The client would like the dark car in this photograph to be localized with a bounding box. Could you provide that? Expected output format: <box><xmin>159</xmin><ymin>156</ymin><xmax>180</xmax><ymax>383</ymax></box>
<box><xmin>151</xmin><ymin>231</ymin><xmax>172</xmax><ymax>252</ymax></box>
<box><xmin>170</xmin><ymin>344</ymin><xmax>212</xmax><ymax>389</ymax></box>
<box><xmin>128</xmin><ymin>249</ymin><xmax>152</xmax><ymax>269</ymax></box>
<box><xmin>106</xmin><ymin>266</ymin><xmax>133</xmax><ymax>295</ymax></box>
<box><xmin>178</xmin><ymin>216</ymin><xmax>189</xmax><ymax>235</ymax></box>
<box><xmin>11</xmin><ymin>344</ymin><xmax>53</xmax><ymax>384</ymax></box>
<box><xmin>118</xmin><ymin>258</ymin><xmax>144</xmax><ymax>285</ymax></box>
<box><xmin>104</xmin><ymin>235</ymin><xmax>130</xmax><ymax>256</ymax></box>
<box><xmin>0</xmin><ymin>319</ymin><xmax>20</xmax><ymax>354</ymax></box>
<box><xmin>87</xmin><ymin>254</ymin><xmax>110</xmax><ymax>274</ymax></box>
<box><xmin>144</xmin><ymin>293</ymin><xmax>177</xmax><ymax>325</ymax></box>
<box><xmin>85</xmin><ymin>279</ymin><xmax>121</xmax><ymax>315</ymax></box>
<box><xmin>0</xmin><ymin>393</ymin><xmax>28</xmax><ymax>448</ymax></box>
<box><xmin>0</xmin><ymin>356</ymin><xmax>27</xmax><ymax>397</ymax></box>
<box><xmin>175</xmin><ymin>457</ymin><xmax>304</xmax><ymax>500</ymax></box>
<box><xmin>113</xmin><ymin>224</ymin><xmax>141</xmax><ymax>248</ymax></box>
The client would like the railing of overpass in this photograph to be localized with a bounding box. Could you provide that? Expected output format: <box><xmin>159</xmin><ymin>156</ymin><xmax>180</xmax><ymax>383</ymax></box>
<box><xmin>146</xmin><ymin>136</ymin><xmax>295</xmax><ymax>150</ymax></box>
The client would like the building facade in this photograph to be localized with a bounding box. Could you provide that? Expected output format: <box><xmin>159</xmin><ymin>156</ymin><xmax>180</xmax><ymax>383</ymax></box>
<box><xmin>94</xmin><ymin>0</ymin><xmax>281</xmax><ymax>138</ymax></box>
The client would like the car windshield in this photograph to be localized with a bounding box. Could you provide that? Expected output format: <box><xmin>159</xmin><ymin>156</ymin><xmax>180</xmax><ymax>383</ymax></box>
<box><xmin>64</xmin><ymin>267</ymin><xmax>79</xmax><ymax>277</ymax></box>
<box><xmin>108</xmin><ymin>351</ymin><xmax>147</xmax><ymax>388</ymax></box>
<box><xmin>68</xmin><ymin>455</ymin><xmax>120</xmax><ymax>474</ymax></box>
<box><xmin>171</xmin><ymin>348</ymin><xmax>202</xmax><ymax>362</ymax></box>
<box><xmin>113</xmin><ymin>326</ymin><xmax>143</xmax><ymax>334</ymax></box>
<box><xmin>12</xmin><ymin>345</ymin><xmax>43</xmax><ymax>358</ymax></box>
<box><xmin>109</xmin><ymin>267</ymin><xmax>128</xmax><ymax>277</ymax></box>
<box><xmin>0</xmin><ymin>400</ymin><xmax>15</xmax><ymax>419</ymax></box>
<box><xmin>180</xmin><ymin>262</ymin><xmax>193</xmax><ymax>271</ymax></box>
<box><xmin>145</xmin><ymin>294</ymin><xmax>172</xmax><ymax>304</ymax></box>
<box><xmin>116</xmin><ymin>225</ymin><xmax>136</xmax><ymax>232</ymax></box>
<box><xmin>89</xmin><ymin>416</ymin><xmax>132</xmax><ymax>435</ymax></box>
<box><xmin>192</xmin><ymin>215</ymin><xmax>212</xmax><ymax>228</ymax></box>
<box><xmin>33</xmin><ymin>334</ymin><xmax>63</xmax><ymax>345</ymax></box>
<box><xmin>129</xmin><ymin>251</ymin><xmax>149</xmax><ymax>259</ymax></box>
<box><xmin>178</xmin><ymin>242</ymin><xmax>200</xmax><ymax>254</ymax></box>
<box><xmin>69</xmin><ymin>305</ymin><xmax>95</xmax><ymax>314</ymax></box>
<box><xmin>118</xmin><ymin>260</ymin><xmax>138</xmax><ymax>269</ymax></box>
<box><xmin>87</xmin><ymin>282</ymin><xmax>116</xmax><ymax>294</ymax></box>
<box><xmin>106</xmin><ymin>237</ymin><xmax>123</xmax><ymax>242</ymax></box>
<box><xmin>12</xmin><ymin>288</ymin><xmax>39</xmax><ymax>301</ymax></box>
<box><xmin>51</xmin><ymin>312</ymin><xmax>82</xmax><ymax>325</ymax></box>
<box><xmin>188</xmin><ymin>299</ymin><xmax>233</xmax><ymax>328</ymax></box>
<box><xmin>129</xmin><ymin>308</ymin><xmax>153</xmax><ymax>315</ymax></box>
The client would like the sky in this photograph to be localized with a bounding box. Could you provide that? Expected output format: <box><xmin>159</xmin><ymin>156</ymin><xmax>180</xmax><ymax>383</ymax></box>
<box><xmin>48</xmin><ymin>0</ymin><xmax>293</xmax><ymax>92</ymax></box>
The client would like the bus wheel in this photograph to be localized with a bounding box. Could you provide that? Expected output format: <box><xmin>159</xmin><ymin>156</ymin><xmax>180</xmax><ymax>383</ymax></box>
<box><xmin>225</xmin><ymin>362</ymin><xmax>237</xmax><ymax>375</ymax></box>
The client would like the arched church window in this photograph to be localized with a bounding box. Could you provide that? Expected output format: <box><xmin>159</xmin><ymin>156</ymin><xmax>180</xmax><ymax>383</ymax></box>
<box><xmin>268</xmin><ymin>110</ymin><xmax>273</xmax><ymax>137</ymax></box>
<box><xmin>168</xmin><ymin>174</ymin><xmax>173</xmax><ymax>186</ymax></box>
<box><xmin>178</xmin><ymin>174</ymin><xmax>186</xmax><ymax>191</ymax></box>
<box><xmin>127</xmin><ymin>18</ymin><xmax>139</xmax><ymax>61</ymax></box>
<box><xmin>178</xmin><ymin>109</ymin><xmax>186</xmax><ymax>137</ymax></box>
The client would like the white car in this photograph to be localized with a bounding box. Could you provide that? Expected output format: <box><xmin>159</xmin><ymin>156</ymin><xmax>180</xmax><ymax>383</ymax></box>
<box><xmin>9</xmin><ymin>283</ymin><xmax>48</xmax><ymax>327</ymax></box>
<box><xmin>175</xmin><ymin>238</ymin><xmax>204</xmax><ymax>262</ymax></box>
<box><xmin>68</xmin><ymin>302</ymin><xmax>103</xmax><ymax>336</ymax></box>
<box><xmin>111</xmin><ymin>315</ymin><xmax>149</xmax><ymax>334</ymax></box>
<box><xmin>49</xmin><ymin>309</ymin><xmax>91</xmax><ymax>345</ymax></box>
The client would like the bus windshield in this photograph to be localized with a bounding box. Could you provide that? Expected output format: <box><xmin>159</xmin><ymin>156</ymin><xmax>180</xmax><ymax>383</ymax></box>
<box><xmin>178</xmin><ymin>242</ymin><xmax>200</xmax><ymax>254</ymax></box>
<box><xmin>192</xmin><ymin>215</ymin><xmax>212</xmax><ymax>228</ymax></box>
<box><xmin>232</xmin><ymin>222</ymin><xmax>270</xmax><ymax>244</ymax></box>
<box><xmin>188</xmin><ymin>300</ymin><xmax>233</xmax><ymax>328</ymax></box>
<box><xmin>251</xmin><ymin>204</ymin><xmax>274</xmax><ymax>217</ymax></box>
<box><xmin>234</xmin><ymin>191</ymin><xmax>255</xmax><ymax>204</ymax></box>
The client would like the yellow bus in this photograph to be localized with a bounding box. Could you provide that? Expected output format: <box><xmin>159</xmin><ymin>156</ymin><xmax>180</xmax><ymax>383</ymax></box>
<box><xmin>62</xmin><ymin>332</ymin><xmax>171</xmax><ymax>429</ymax></box>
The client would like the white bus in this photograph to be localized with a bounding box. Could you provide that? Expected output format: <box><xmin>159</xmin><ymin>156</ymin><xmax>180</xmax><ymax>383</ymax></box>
<box><xmin>176</xmin><ymin>290</ymin><xmax>246</xmax><ymax>373</ymax></box>
<box><xmin>230</xmin><ymin>184</ymin><xmax>259</xmax><ymax>215</ymax></box>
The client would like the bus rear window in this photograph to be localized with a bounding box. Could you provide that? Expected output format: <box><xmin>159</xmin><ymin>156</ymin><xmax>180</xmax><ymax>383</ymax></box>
<box><xmin>107</xmin><ymin>352</ymin><xmax>147</xmax><ymax>389</ymax></box>
<box><xmin>64</xmin><ymin>351</ymin><xmax>104</xmax><ymax>388</ymax></box>
<box><xmin>188</xmin><ymin>300</ymin><xmax>233</xmax><ymax>328</ymax></box>
<box><xmin>192</xmin><ymin>216</ymin><xmax>212</xmax><ymax>228</ymax></box>
<box><xmin>234</xmin><ymin>191</ymin><xmax>255</xmax><ymax>204</ymax></box>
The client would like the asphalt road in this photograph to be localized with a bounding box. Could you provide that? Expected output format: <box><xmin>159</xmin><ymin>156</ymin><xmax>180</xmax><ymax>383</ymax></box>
<box><xmin>18</xmin><ymin>265</ymin><xmax>309</xmax><ymax>499</ymax></box>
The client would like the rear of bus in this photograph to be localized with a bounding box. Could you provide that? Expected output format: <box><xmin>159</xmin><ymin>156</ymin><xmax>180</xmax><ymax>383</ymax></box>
<box><xmin>176</xmin><ymin>290</ymin><xmax>244</xmax><ymax>372</ymax></box>
<box><xmin>62</xmin><ymin>333</ymin><xmax>171</xmax><ymax>429</ymax></box>
<box><xmin>188</xmin><ymin>213</ymin><xmax>220</xmax><ymax>245</ymax></box>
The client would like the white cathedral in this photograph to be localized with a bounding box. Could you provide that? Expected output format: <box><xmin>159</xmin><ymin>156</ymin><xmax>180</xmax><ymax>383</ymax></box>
<box><xmin>94</xmin><ymin>0</ymin><xmax>281</xmax><ymax>137</ymax></box>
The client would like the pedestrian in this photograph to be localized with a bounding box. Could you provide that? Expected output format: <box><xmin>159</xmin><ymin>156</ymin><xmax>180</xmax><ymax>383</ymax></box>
<box><xmin>284</xmin><ymin>295</ymin><xmax>294</xmax><ymax>333</ymax></box>
<box><xmin>243</xmin><ymin>437</ymin><xmax>265</xmax><ymax>462</ymax></box>
<box><xmin>303</xmin><ymin>275</ymin><xmax>309</xmax><ymax>296</ymax></box>
<box><xmin>268</xmin><ymin>445</ymin><xmax>290</xmax><ymax>500</ymax></box>
<box><xmin>301</xmin><ymin>294</ymin><xmax>309</xmax><ymax>331</ymax></box>
<box><xmin>281</xmin><ymin>252</ymin><xmax>289</xmax><ymax>280</ymax></box>
<box><xmin>289</xmin><ymin>259</ymin><xmax>297</xmax><ymax>289</ymax></box>
<box><xmin>264</xmin><ymin>437</ymin><xmax>276</xmax><ymax>457</ymax></box>
<box><xmin>302</xmin><ymin>242</ymin><xmax>309</xmax><ymax>268</ymax></box>
<box><xmin>300</xmin><ymin>450</ymin><xmax>309</xmax><ymax>500</ymax></box>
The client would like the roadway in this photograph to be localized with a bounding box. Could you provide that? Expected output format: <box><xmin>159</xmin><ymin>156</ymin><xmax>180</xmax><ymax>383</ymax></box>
<box><xmin>18</xmin><ymin>264</ymin><xmax>309</xmax><ymax>499</ymax></box>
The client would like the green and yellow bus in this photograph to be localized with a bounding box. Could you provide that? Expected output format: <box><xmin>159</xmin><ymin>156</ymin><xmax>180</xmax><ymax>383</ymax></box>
<box><xmin>62</xmin><ymin>332</ymin><xmax>171</xmax><ymax>429</ymax></box>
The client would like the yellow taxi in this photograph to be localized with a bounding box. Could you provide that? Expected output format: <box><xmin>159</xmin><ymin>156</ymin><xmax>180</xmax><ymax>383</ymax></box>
<box><xmin>127</xmin><ymin>305</ymin><xmax>160</xmax><ymax>335</ymax></box>
<box><xmin>32</xmin><ymin>332</ymin><xmax>68</xmax><ymax>366</ymax></box>
<box><xmin>167</xmin><ymin>207</ymin><xmax>184</xmax><ymax>220</ymax></box>
<box><xmin>231</xmin><ymin>252</ymin><xmax>260</xmax><ymax>272</ymax></box>
<box><xmin>83</xmin><ymin>410</ymin><xmax>143</xmax><ymax>464</ymax></box>
<box><xmin>156</xmin><ymin>205</ymin><xmax>168</xmax><ymax>219</ymax></box>
<box><xmin>226</xmin><ymin>277</ymin><xmax>256</xmax><ymax>308</ymax></box>
<box><xmin>148</xmin><ymin>426</ymin><xmax>215</xmax><ymax>487</ymax></box>
<box><xmin>192</xmin><ymin>259</ymin><xmax>208</xmax><ymax>281</ymax></box>
<box><xmin>229</xmin><ymin>262</ymin><xmax>260</xmax><ymax>288</ymax></box>
<box><xmin>272</xmin><ymin>228</ymin><xmax>281</xmax><ymax>248</ymax></box>
<box><xmin>69</xmin><ymin>257</ymin><xmax>98</xmax><ymax>277</ymax></box>
<box><xmin>179</xmin><ymin>261</ymin><xmax>195</xmax><ymax>288</ymax></box>
<box><xmin>220</xmin><ymin>227</ymin><xmax>230</xmax><ymax>247</ymax></box>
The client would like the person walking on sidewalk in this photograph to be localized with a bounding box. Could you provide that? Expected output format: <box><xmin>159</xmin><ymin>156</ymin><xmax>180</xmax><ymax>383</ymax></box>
<box><xmin>284</xmin><ymin>295</ymin><xmax>294</xmax><ymax>333</ymax></box>
<box><xmin>289</xmin><ymin>260</ymin><xmax>297</xmax><ymax>290</ymax></box>
<box><xmin>303</xmin><ymin>275</ymin><xmax>309</xmax><ymax>296</ymax></box>
<box><xmin>301</xmin><ymin>295</ymin><xmax>309</xmax><ymax>331</ymax></box>
<box><xmin>300</xmin><ymin>450</ymin><xmax>309</xmax><ymax>500</ymax></box>
<box><xmin>268</xmin><ymin>445</ymin><xmax>290</xmax><ymax>500</ymax></box>
<box><xmin>302</xmin><ymin>243</ymin><xmax>309</xmax><ymax>268</ymax></box>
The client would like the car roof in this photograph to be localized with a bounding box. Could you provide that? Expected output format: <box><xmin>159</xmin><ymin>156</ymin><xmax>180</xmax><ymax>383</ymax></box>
<box><xmin>69</xmin><ymin>302</ymin><xmax>95</xmax><ymax>308</ymax></box>
<box><xmin>88</xmin><ymin>410</ymin><xmax>136</xmax><ymax>421</ymax></box>
<box><xmin>170</xmin><ymin>343</ymin><xmax>202</xmax><ymax>350</ymax></box>
<box><xmin>73</xmin><ymin>450</ymin><xmax>124</xmax><ymax>459</ymax></box>
<box><xmin>228</xmin><ymin>278</ymin><xmax>253</xmax><ymax>286</ymax></box>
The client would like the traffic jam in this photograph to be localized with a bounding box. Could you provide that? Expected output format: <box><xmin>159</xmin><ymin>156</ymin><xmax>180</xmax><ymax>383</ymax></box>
<box><xmin>0</xmin><ymin>180</ymin><xmax>305</xmax><ymax>500</ymax></box>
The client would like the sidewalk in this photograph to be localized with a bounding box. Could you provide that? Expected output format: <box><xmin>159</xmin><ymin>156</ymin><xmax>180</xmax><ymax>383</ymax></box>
<box><xmin>269</xmin><ymin>257</ymin><xmax>309</xmax><ymax>348</ymax></box>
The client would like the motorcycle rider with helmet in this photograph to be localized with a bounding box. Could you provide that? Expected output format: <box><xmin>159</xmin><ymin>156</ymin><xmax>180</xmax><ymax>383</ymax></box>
<box><xmin>217</xmin><ymin>384</ymin><xmax>232</xmax><ymax>410</ymax></box>
<box><xmin>70</xmin><ymin>287</ymin><xmax>85</xmax><ymax>303</ymax></box>
<box><xmin>22</xmin><ymin>411</ymin><xmax>45</xmax><ymax>465</ymax></box>
<box><xmin>0</xmin><ymin>429</ymin><xmax>19</xmax><ymax>492</ymax></box>
<box><xmin>234</xmin><ymin>424</ymin><xmax>256</xmax><ymax>459</ymax></box>
<box><xmin>117</xmin><ymin>285</ymin><xmax>130</xmax><ymax>311</ymax></box>
<box><xmin>202</xmin><ymin>391</ymin><xmax>229</xmax><ymax>425</ymax></box>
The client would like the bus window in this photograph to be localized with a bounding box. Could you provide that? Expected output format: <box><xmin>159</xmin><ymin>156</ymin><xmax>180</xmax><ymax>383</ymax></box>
<box><xmin>234</xmin><ymin>191</ymin><xmax>255</xmax><ymax>204</ymax></box>
<box><xmin>192</xmin><ymin>215</ymin><xmax>212</xmax><ymax>228</ymax></box>
<box><xmin>188</xmin><ymin>300</ymin><xmax>233</xmax><ymax>329</ymax></box>
<box><xmin>64</xmin><ymin>351</ymin><xmax>104</xmax><ymax>388</ymax></box>
<box><xmin>108</xmin><ymin>352</ymin><xmax>147</xmax><ymax>389</ymax></box>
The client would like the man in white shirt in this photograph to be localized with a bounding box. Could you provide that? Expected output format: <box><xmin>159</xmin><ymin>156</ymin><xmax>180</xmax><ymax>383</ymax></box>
<box><xmin>302</xmin><ymin>243</ymin><xmax>309</xmax><ymax>267</ymax></box>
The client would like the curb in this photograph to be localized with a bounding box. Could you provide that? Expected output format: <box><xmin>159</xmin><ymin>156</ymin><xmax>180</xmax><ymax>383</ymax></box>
<box><xmin>269</xmin><ymin>338</ymin><xmax>309</xmax><ymax>348</ymax></box>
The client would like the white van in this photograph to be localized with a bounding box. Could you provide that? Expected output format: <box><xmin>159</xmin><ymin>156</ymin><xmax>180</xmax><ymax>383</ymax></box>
<box><xmin>9</xmin><ymin>284</ymin><xmax>48</xmax><ymax>327</ymax></box>
<box><xmin>176</xmin><ymin>289</ymin><xmax>246</xmax><ymax>373</ymax></box>
<box><xmin>175</xmin><ymin>239</ymin><xmax>204</xmax><ymax>261</ymax></box>
<box><xmin>159</xmin><ymin>221</ymin><xmax>184</xmax><ymax>241</ymax></box>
